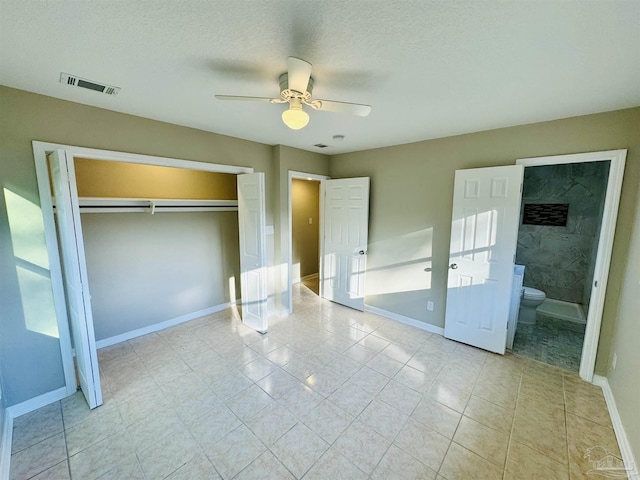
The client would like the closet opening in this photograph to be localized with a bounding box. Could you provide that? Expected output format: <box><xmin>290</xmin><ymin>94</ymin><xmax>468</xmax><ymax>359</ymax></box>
<box><xmin>57</xmin><ymin>157</ymin><xmax>242</xmax><ymax>350</ymax></box>
<box><xmin>34</xmin><ymin>141</ymin><xmax>259</xmax><ymax>408</ymax></box>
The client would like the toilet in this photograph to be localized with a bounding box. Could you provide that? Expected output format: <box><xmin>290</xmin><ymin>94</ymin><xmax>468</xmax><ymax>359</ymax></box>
<box><xmin>518</xmin><ymin>287</ymin><xmax>546</xmax><ymax>325</ymax></box>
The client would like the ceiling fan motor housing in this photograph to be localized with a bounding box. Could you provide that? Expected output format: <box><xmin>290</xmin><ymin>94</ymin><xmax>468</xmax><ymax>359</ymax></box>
<box><xmin>279</xmin><ymin>73</ymin><xmax>314</xmax><ymax>101</ymax></box>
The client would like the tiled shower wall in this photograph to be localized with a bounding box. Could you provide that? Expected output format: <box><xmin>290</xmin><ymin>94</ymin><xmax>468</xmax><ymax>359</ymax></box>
<box><xmin>515</xmin><ymin>161</ymin><xmax>609</xmax><ymax>310</ymax></box>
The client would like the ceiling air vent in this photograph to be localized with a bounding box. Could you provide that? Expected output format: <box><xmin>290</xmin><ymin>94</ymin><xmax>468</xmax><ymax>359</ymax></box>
<box><xmin>59</xmin><ymin>73</ymin><xmax>120</xmax><ymax>96</ymax></box>
<box><xmin>314</xmin><ymin>144</ymin><xmax>329</xmax><ymax>148</ymax></box>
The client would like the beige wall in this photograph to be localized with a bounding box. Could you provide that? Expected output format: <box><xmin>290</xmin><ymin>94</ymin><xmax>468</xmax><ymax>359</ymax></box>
<box><xmin>331</xmin><ymin>108</ymin><xmax>640</xmax><ymax>375</ymax></box>
<box><xmin>607</xmin><ymin>189</ymin><xmax>640</xmax><ymax>462</ymax></box>
<box><xmin>83</xmin><ymin>211</ymin><xmax>239</xmax><ymax>341</ymax></box>
<box><xmin>2</xmin><ymin>81</ymin><xmax>638</xmax><ymax>415</ymax></box>
<box><xmin>0</xmin><ymin>85</ymin><xmax>330</xmax><ymax>402</ymax></box>
<box><xmin>0</xmin><ymin>85</ymin><xmax>273</xmax><ymax>405</ymax></box>
<box><xmin>74</xmin><ymin>157</ymin><xmax>238</xmax><ymax>200</ymax></box>
<box><xmin>291</xmin><ymin>179</ymin><xmax>320</xmax><ymax>280</ymax></box>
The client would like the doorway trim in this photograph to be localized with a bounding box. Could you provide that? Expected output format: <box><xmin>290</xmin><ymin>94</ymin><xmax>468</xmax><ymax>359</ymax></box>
<box><xmin>287</xmin><ymin>170</ymin><xmax>330</xmax><ymax>313</ymax></box>
<box><xmin>516</xmin><ymin>149</ymin><xmax>626</xmax><ymax>382</ymax></box>
<box><xmin>32</xmin><ymin>140</ymin><xmax>254</xmax><ymax>397</ymax></box>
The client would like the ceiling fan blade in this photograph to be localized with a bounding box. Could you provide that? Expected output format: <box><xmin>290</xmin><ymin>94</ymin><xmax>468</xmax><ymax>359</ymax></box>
<box><xmin>313</xmin><ymin>99</ymin><xmax>372</xmax><ymax>117</ymax></box>
<box><xmin>215</xmin><ymin>95</ymin><xmax>281</xmax><ymax>103</ymax></box>
<box><xmin>287</xmin><ymin>57</ymin><xmax>312</xmax><ymax>93</ymax></box>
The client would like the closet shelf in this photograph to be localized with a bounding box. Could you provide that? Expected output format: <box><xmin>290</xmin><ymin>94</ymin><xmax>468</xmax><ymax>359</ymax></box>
<box><xmin>75</xmin><ymin>197</ymin><xmax>238</xmax><ymax>214</ymax></box>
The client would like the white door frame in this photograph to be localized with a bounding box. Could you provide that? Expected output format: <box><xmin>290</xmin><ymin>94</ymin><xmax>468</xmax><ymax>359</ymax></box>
<box><xmin>516</xmin><ymin>149</ymin><xmax>626</xmax><ymax>382</ymax></box>
<box><xmin>32</xmin><ymin>140</ymin><xmax>253</xmax><ymax>398</ymax></box>
<box><xmin>287</xmin><ymin>170</ymin><xmax>329</xmax><ymax>313</ymax></box>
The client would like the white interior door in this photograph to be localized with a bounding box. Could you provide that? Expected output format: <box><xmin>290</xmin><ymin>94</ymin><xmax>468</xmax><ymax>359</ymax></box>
<box><xmin>49</xmin><ymin>149</ymin><xmax>102</xmax><ymax>408</ymax></box>
<box><xmin>237</xmin><ymin>173</ymin><xmax>268</xmax><ymax>333</ymax></box>
<box><xmin>444</xmin><ymin>165</ymin><xmax>524</xmax><ymax>354</ymax></box>
<box><xmin>321</xmin><ymin>177</ymin><xmax>370</xmax><ymax>310</ymax></box>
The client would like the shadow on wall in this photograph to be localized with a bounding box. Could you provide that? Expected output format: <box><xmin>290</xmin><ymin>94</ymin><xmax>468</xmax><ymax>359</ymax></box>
<box><xmin>363</xmin><ymin>227</ymin><xmax>434</xmax><ymax>320</ymax></box>
<box><xmin>0</xmin><ymin>186</ymin><xmax>64</xmax><ymax>405</ymax></box>
<box><xmin>362</xmin><ymin>207</ymin><xmax>507</xmax><ymax>328</ymax></box>
<box><xmin>366</xmin><ymin>227</ymin><xmax>434</xmax><ymax>295</ymax></box>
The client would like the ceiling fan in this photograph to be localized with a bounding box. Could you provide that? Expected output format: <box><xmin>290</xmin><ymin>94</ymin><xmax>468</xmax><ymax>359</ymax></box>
<box><xmin>215</xmin><ymin>57</ymin><xmax>372</xmax><ymax>130</ymax></box>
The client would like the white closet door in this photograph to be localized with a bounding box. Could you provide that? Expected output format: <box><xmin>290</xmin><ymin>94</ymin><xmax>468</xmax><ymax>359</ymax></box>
<box><xmin>237</xmin><ymin>173</ymin><xmax>268</xmax><ymax>333</ymax></box>
<box><xmin>49</xmin><ymin>149</ymin><xmax>102</xmax><ymax>409</ymax></box>
<box><xmin>321</xmin><ymin>177</ymin><xmax>370</xmax><ymax>311</ymax></box>
<box><xmin>444</xmin><ymin>165</ymin><xmax>524</xmax><ymax>354</ymax></box>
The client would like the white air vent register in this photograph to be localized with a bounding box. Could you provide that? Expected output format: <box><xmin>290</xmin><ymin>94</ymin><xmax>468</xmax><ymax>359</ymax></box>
<box><xmin>59</xmin><ymin>73</ymin><xmax>120</xmax><ymax>96</ymax></box>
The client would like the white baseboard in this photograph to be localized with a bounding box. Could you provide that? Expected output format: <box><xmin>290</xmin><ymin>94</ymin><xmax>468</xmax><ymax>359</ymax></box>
<box><xmin>0</xmin><ymin>410</ymin><xmax>12</xmax><ymax>480</ymax></box>
<box><xmin>96</xmin><ymin>302</ymin><xmax>234</xmax><ymax>349</ymax></box>
<box><xmin>593</xmin><ymin>375</ymin><xmax>639</xmax><ymax>479</ymax></box>
<box><xmin>5</xmin><ymin>387</ymin><xmax>68</xmax><ymax>420</ymax></box>
<box><xmin>364</xmin><ymin>305</ymin><xmax>445</xmax><ymax>336</ymax></box>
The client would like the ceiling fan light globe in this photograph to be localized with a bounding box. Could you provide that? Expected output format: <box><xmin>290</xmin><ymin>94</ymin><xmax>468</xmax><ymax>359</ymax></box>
<box><xmin>282</xmin><ymin>107</ymin><xmax>309</xmax><ymax>130</ymax></box>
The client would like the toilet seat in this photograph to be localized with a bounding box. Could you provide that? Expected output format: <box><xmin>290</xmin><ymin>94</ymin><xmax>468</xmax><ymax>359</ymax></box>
<box><xmin>523</xmin><ymin>286</ymin><xmax>545</xmax><ymax>300</ymax></box>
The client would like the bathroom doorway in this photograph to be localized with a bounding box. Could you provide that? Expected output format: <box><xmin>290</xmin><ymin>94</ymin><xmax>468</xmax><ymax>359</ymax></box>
<box><xmin>512</xmin><ymin>160</ymin><xmax>611</xmax><ymax>372</ymax></box>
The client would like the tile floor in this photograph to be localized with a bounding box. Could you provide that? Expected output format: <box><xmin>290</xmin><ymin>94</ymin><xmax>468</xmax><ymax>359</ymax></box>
<box><xmin>512</xmin><ymin>314</ymin><xmax>586</xmax><ymax>372</ymax></box>
<box><xmin>10</xmin><ymin>284</ymin><xmax>625</xmax><ymax>479</ymax></box>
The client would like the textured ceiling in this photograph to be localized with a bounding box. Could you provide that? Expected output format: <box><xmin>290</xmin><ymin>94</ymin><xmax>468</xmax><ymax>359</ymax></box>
<box><xmin>1</xmin><ymin>1</ymin><xmax>639</xmax><ymax>154</ymax></box>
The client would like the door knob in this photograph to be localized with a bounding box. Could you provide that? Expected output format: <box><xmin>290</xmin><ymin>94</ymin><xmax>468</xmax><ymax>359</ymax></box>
<box><xmin>449</xmin><ymin>263</ymin><xmax>458</xmax><ymax>270</ymax></box>
<box><xmin>358</xmin><ymin>250</ymin><xmax>366</xmax><ymax>255</ymax></box>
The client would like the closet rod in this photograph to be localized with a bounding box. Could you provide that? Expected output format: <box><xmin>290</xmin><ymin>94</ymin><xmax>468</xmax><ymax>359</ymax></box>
<box><xmin>79</xmin><ymin>206</ymin><xmax>238</xmax><ymax>214</ymax></box>
<box><xmin>77</xmin><ymin>197</ymin><xmax>238</xmax><ymax>208</ymax></box>
<box><xmin>53</xmin><ymin>197</ymin><xmax>239</xmax><ymax>214</ymax></box>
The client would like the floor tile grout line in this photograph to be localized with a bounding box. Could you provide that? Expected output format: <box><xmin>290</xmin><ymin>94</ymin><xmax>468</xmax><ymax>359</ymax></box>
<box><xmin>511</xmin><ymin>364</ymin><xmax>574</xmax><ymax>475</ymax></box>
<box><xmin>431</xmin><ymin>347</ymin><xmax>481</xmax><ymax>478</ymax></box>
<box><xmin>256</xmin><ymin>334</ymin><xmax>411</xmax><ymax>477</ymax></box>
<box><xmin>13</xmin><ymin>284</ymin><xmax>616</xmax><ymax>480</ymax></box>
<box><xmin>501</xmin><ymin>370</ymin><xmax>524</xmax><ymax>480</ymax></box>
<box><xmin>57</xmin><ymin>400</ymin><xmax>74</xmax><ymax>480</ymax></box>
<box><xmin>9</xmin><ymin>420</ymin><xmax>64</xmax><ymax>456</ymax></box>
<box><xmin>443</xmin><ymin>349</ymin><xmax>500</xmax><ymax>473</ymax></box>
<box><xmin>562</xmin><ymin>374</ymin><xmax>572</xmax><ymax>480</ymax></box>
<box><xmin>8</xmin><ymin>404</ymin><xmax>69</xmax><ymax>479</ymax></box>
<box><xmin>126</xmin><ymin>328</ymin><xmax>236</xmax><ymax>479</ymax></box>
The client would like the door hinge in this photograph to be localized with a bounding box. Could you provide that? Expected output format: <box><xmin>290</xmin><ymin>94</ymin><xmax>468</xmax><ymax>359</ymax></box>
<box><xmin>594</xmin><ymin>280</ymin><xmax>598</xmax><ymax>288</ymax></box>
